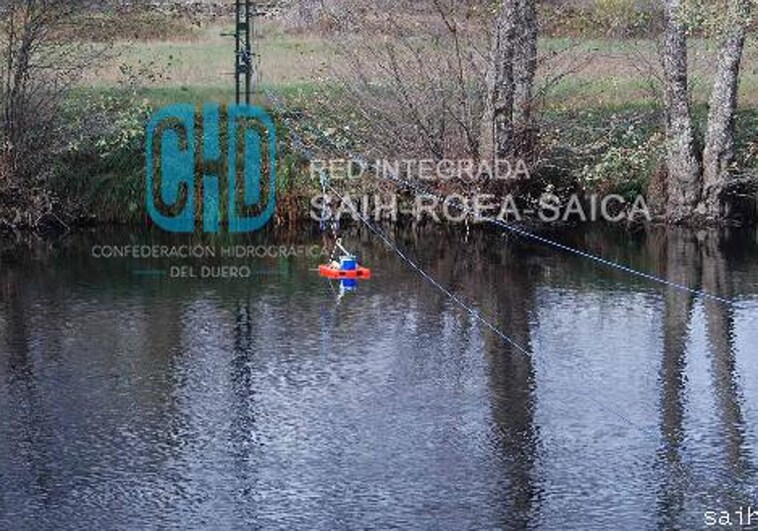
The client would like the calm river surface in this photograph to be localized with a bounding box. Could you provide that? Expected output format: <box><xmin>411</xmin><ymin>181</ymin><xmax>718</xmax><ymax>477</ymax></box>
<box><xmin>1</xmin><ymin>224</ymin><xmax>758</xmax><ymax>530</ymax></box>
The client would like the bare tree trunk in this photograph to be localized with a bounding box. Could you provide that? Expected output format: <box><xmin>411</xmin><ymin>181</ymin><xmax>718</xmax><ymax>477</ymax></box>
<box><xmin>6</xmin><ymin>10</ymin><xmax>39</xmax><ymax>180</ymax></box>
<box><xmin>480</xmin><ymin>0</ymin><xmax>516</xmax><ymax>163</ymax></box>
<box><xmin>661</xmin><ymin>0</ymin><xmax>701</xmax><ymax>223</ymax></box>
<box><xmin>513</xmin><ymin>0</ymin><xmax>537</xmax><ymax>157</ymax></box>
<box><xmin>1</xmin><ymin>6</ymin><xmax>17</xmax><ymax>180</ymax></box>
<box><xmin>701</xmin><ymin>0</ymin><xmax>753</xmax><ymax>221</ymax></box>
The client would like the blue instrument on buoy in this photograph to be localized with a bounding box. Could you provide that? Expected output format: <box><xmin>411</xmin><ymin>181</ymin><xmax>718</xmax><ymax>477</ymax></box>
<box><xmin>318</xmin><ymin>239</ymin><xmax>371</xmax><ymax>296</ymax></box>
<box><xmin>318</xmin><ymin>240</ymin><xmax>372</xmax><ymax>283</ymax></box>
<box><xmin>339</xmin><ymin>255</ymin><xmax>358</xmax><ymax>290</ymax></box>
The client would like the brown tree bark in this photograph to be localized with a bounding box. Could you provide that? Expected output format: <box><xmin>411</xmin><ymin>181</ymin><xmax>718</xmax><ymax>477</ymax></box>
<box><xmin>661</xmin><ymin>0</ymin><xmax>701</xmax><ymax>223</ymax></box>
<box><xmin>513</xmin><ymin>0</ymin><xmax>538</xmax><ymax>137</ymax></box>
<box><xmin>701</xmin><ymin>0</ymin><xmax>754</xmax><ymax>221</ymax></box>
<box><xmin>513</xmin><ymin>0</ymin><xmax>538</xmax><ymax>156</ymax></box>
<box><xmin>480</xmin><ymin>0</ymin><xmax>516</xmax><ymax>163</ymax></box>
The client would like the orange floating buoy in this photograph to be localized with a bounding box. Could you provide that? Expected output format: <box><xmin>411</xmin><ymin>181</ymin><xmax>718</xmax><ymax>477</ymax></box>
<box><xmin>318</xmin><ymin>264</ymin><xmax>372</xmax><ymax>280</ymax></box>
<box><xmin>317</xmin><ymin>240</ymin><xmax>371</xmax><ymax>285</ymax></box>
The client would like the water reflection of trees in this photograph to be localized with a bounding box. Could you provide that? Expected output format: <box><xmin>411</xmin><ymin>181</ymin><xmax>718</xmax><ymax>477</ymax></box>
<box><xmin>653</xmin><ymin>227</ymin><xmax>699</xmax><ymax>527</ymax></box>
<box><xmin>478</xmin><ymin>239</ymin><xmax>539</xmax><ymax>529</ymax></box>
<box><xmin>653</xmin><ymin>227</ymin><xmax>753</xmax><ymax>526</ymax></box>
<box><xmin>409</xmin><ymin>227</ymin><xmax>540</xmax><ymax>528</ymax></box>
<box><xmin>1</xmin><ymin>224</ymin><xmax>757</xmax><ymax>527</ymax></box>
<box><xmin>394</xmin><ymin>224</ymin><xmax>755</xmax><ymax>527</ymax></box>
<box><xmin>700</xmin><ymin>232</ymin><xmax>752</xmax><ymax>497</ymax></box>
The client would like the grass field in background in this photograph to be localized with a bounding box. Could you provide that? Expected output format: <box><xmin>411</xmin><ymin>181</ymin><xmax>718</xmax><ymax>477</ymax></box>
<box><xmin>65</xmin><ymin>19</ymin><xmax>756</xmax><ymax>224</ymax></box>
<box><xmin>89</xmin><ymin>22</ymin><xmax>758</xmax><ymax>109</ymax></box>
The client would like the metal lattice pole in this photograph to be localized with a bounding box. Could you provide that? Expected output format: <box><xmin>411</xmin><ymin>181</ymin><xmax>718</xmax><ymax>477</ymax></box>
<box><xmin>244</xmin><ymin>0</ymin><xmax>252</xmax><ymax>103</ymax></box>
<box><xmin>233</xmin><ymin>0</ymin><xmax>257</xmax><ymax>105</ymax></box>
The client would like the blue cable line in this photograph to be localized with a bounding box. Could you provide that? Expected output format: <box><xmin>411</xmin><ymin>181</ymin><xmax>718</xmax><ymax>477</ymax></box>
<box><xmin>275</xmin><ymin>105</ymin><xmax>686</xmax><ymax>468</ymax></box>
<box><xmin>326</xmin><ymin>183</ymin><xmax>532</xmax><ymax>356</ymax></box>
<box><xmin>353</xmin><ymin>152</ymin><xmax>734</xmax><ymax>307</ymax></box>
<box><xmin>324</xmin><ymin>180</ymin><xmax>682</xmax><ymax>444</ymax></box>
<box><xmin>265</xmin><ymin>89</ymin><xmax>735</xmax><ymax>307</ymax></box>
<box><xmin>264</xmin><ymin>88</ymin><xmax>751</xmax><ymax>503</ymax></box>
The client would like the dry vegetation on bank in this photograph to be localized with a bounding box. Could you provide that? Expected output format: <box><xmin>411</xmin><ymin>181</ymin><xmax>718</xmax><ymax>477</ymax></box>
<box><xmin>1</xmin><ymin>1</ymin><xmax>757</xmax><ymax>231</ymax></box>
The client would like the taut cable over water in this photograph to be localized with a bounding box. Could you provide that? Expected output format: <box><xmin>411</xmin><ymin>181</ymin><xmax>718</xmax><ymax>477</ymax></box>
<box><xmin>264</xmin><ymin>88</ymin><xmax>754</xmax><ymax>503</ymax></box>
<box><xmin>264</xmin><ymin>88</ymin><xmax>737</xmax><ymax>308</ymax></box>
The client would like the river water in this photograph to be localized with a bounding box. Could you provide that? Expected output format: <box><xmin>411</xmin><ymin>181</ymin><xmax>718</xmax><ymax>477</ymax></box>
<box><xmin>1</xmin><ymin>224</ymin><xmax>758</xmax><ymax>530</ymax></box>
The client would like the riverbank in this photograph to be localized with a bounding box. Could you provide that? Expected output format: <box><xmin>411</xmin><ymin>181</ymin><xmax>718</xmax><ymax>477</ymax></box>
<box><xmin>67</xmin><ymin>16</ymin><xmax>758</xmax><ymax>227</ymax></box>
<box><xmin>2</xmin><ymin>8</ymin><xmax>757</xmax><ymax>232</ymax></box>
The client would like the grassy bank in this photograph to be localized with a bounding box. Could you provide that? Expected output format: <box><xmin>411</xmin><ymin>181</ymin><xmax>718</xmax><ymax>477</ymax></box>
<box><xmin>52</xmin><ymin>17</ymin><xmax>758</xmax><ymax>227</ymax></box>
<box><xmin>92</xmin><ymin>24</ymin><xmax>758</xmax><ymax>105</ymax></box>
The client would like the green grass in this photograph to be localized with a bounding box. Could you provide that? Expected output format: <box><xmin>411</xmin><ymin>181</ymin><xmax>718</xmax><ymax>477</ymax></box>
<box><xmin>89</xmin><ymin>22</ymin><xmax>333</xmax><ymax>91</ymax></box>
<box><xmin>90</xmin><ymin>24</ymin><xmax>758</xmax><ymax>109</ymax></box>
<box><xmin>123</xmin><ymin>81</ymin><xmax>334</xmax><ymax>109</ymax></box>
<box><xmin>60</xmin><ymin>21</ymin><xmax>758</xmax><ymax>225</ymax></box>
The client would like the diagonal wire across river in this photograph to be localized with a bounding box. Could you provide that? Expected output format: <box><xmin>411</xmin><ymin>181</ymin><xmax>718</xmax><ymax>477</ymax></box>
<box><xmin>264</xmin><ymin>88</ymin><xmax>735</xmax><ymax>307</ymax></box>
<box><xmin>263</xmin><ymin>88</ymin><xmax>750</xmax><ymax>503</ymax></box>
